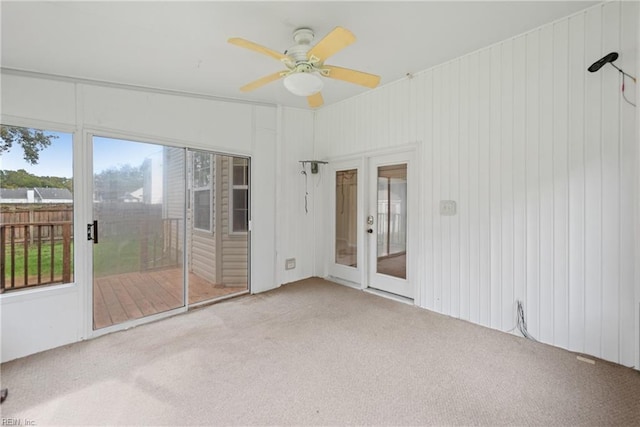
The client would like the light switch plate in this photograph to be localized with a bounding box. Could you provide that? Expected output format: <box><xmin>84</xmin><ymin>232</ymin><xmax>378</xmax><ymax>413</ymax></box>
<box><xmin>440</xmin><ymin>200</ymin><xmax>457</xmax><ymax>216</ymax></box>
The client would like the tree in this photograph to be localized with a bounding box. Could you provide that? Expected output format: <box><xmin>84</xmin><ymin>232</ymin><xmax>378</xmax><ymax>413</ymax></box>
<box><xmin>0</xmin><ymin>125</ymin><xmax>58</xmax><ymax>165</ymax></box>
<box><xmin>0</xmin><ymin>169</ymin><xmax>73</xmax><ymax>191</ymax></box>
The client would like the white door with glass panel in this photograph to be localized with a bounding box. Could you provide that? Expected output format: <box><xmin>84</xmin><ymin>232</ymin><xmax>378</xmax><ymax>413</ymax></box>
<box><xmin>367</xmin><ymin>152</ymin><xmax>413</xmax><ymax>299</ymax></box>
<box><xmin>328</xmin><ymin>161</ymin><xmax>363</xmax><ymax>284</ymax></box>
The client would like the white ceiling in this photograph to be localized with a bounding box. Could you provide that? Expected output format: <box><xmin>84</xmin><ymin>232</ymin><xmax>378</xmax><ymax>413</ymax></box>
<box><xmin>1</xmin><ymin>1</ymin><xmax>596</xmax><ymax>110</ymax></box>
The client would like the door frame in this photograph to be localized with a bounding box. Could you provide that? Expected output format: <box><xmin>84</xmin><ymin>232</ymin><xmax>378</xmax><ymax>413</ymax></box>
<box><xmin>84</xmin><ymin>130</ymin><xmax>254</xmax><ymax>338</ymax></box>
<box><xmin>324</xmin><ymin>145</ymin><xmax>420</xmax><ymax>303</ymax></box>
<box><xmin>327</xmin><ymin>158</ymin><xmax>365</xmax><ymax>286</ymax></box>
<box><xmin>84</xmin><ymin>130</ymin><xmax>189</xmax><ymax>339</ymax></box>
<box><xmin>366</xmin><ymin>150</ymin><xmax>417</xmax><ymax>300</ymax></box>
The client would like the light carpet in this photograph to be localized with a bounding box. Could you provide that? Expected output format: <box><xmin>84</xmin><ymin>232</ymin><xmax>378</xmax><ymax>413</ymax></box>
<box><xmin>1</xmin><ymin>278</ymin><xmax>639</xmax><ymax>425</ymax></box>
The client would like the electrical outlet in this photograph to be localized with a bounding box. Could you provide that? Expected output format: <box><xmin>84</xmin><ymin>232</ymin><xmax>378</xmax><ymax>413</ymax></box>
<box><xmin>285</xmin><ymin>258</ymin><xmax>296</xmax><ymax>270</ymax></box>
<box><xmin>440</xmin><ymin>200</ymin><xmax>457</xmax><ymax>216</ymax></box>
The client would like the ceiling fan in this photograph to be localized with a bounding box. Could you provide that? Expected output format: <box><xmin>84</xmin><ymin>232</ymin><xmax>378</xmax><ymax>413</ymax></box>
<box><xmin>228</xmin><ymin>26</ymin><xmax>381</xmax><ymax>108</ymax></box>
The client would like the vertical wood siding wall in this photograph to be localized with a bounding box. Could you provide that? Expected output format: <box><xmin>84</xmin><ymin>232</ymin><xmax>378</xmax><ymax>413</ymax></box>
<box><xmin>315</xmin><ymin>2</ymin><xmax>638</xmax><ymax>366</ymax></box>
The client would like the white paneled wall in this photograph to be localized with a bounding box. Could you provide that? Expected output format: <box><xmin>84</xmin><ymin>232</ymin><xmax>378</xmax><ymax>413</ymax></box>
<box><xmin>315</xmin><ymin>1</ymin><xmax>638</xmax><ymax>367</ymax></box>
<box><xmin>277</xmin><ymin>107</ymin><xmax>316</xmax><ymax>285</ymax></box>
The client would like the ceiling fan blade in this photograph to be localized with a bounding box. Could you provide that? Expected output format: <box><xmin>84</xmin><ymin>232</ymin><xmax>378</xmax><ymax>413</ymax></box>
<box><xmin>228</xmin><ymin>37</ymin><xmax>289</xmax><ymax>62</ymax></box>
<box><xmin>307</xmin><ymin>27</ymin><xmax>356</xmax><ymax>62</ymax></box>
<box><xmin>322</xmin><ymin>65</ymin><xmax>381</xmax><ymax>88</ymax></box>
<box><xmin>307</xmin><ymin>92</ymin><xmax>324</xmax><ymax>108</ymax></box>
<box><xmin>240</xmin><ymin>71</ymin><xmax>286</xmax><ymax>92</ymax></box>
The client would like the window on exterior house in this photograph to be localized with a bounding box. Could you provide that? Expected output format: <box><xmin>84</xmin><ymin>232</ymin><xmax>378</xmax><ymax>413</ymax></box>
<box><xmin>230</xmin><ymin>157</ymin><xmax>249</xmax><ymax>233</ymax></box>
<box><xmin>193</xmin><ymin>151</ymin><xmax>213</xmax><ymax>232</ymax></box>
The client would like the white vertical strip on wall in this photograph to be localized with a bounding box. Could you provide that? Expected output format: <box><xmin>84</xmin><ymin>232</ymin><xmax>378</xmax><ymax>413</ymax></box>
<box><xmin>422</xmin><ymin>70</ymin><xmax>436</xmax><ymax>310</ymax></box>
<box><xmin>450</xmin><ymin>60</ymin><xmax>461</xmax><ymax>319</ymax></box>
<box><xmin>600</xmin><ymin>0</ymin><xmax>622</xmax><ymax>364</ymax></box>
<box><xmin>314</xmin><ymin>1</ymin><xmax>637</xmax><ymax>366</ymax></box>
<box><xmin>513</xmin><ymin>34</ymin><xmax>528</xmax><ymax>322</ymax></box>
<box><xmin>478</xmin><ymin>49</ymin><xmax>492</xmax><ymax>328</ymax></box>
<box><xmin>584</xmin><ymin>5</ymin><xmax>603</xmax><ymax>359</ymax></box>
<box><xmin>539</xmin><ymin>24</ymin><xmax>555</xmax><ymax>345</ymax></box>
<box><xmin>441</xmin><ymin>63</ymin><xmax>452</xmax><ymax>315</ymax></box>
<box><xmin>468</xmin><ymin>52</ymin><xmax>481</xmax><ymax>325</ymax></box>
<box><xmin>459</xmin><ymin>55</ymin><xmax>471</xmax><ymax>321</ymax></box>
<box><xmin>553</xmin><ymin>18</ymin><xmax>570</xmax><ymax>350</ymax></box>
<box><xmin>619</xmin><ymin>0</ymin><xmax>638</xmax><ymax>366</ymax></box>
<box><xmin>432</xmin><ymin>67</ymin><xmax>443</xmax><ymax>312</ymax></box>
<box><xmin>501</xmin><ymin>39</ymin><xmax>515</xmax><ymax>331</ymax></box>
<box><xmin>525</xmin><ymin>30</ymin><xmax>541</xmax><ymax>339</ymax></box>
<box><xmin>567</xmin><ymin>11</ymin><xmax>587</xmax><ymax>355</ymax></box>
<box><xmin>490</xmin><ymin>44</ymin><xmax>503</xmax><ymax>330</ymax></box>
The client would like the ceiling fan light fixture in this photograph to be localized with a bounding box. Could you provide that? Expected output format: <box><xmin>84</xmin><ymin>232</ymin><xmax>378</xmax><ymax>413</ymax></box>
<box><xmin>283</xmin><ymin>72</ymin><xmax>323</xmax><ymax>96</ymax></box>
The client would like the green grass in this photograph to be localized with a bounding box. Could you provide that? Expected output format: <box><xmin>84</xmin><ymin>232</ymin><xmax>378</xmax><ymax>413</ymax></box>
<box><xmin>93</xmin><ymin>238</ymin><xmax>141</xmax><ymax>277</ymax></box>
<box><xmin>4</xmin><ymin>234</ymin><xmax>177</xmax><ymax>284</ymax></box>
<box><xmin>3</xmin><ymin>239</ymin><xmax>139</xmax><ymax>282</ymax></box>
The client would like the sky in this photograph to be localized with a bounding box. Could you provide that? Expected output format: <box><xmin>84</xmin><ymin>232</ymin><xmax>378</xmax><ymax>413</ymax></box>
<box><xmin>0</xmin><ymin>131</ymin><xmax>163</xmax><ymax>178</ymax></box>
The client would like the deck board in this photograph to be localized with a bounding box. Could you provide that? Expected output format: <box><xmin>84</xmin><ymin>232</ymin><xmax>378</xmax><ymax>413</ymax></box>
<box><xmin>94</xmin><ymin>268</ymin><xmax>246</xmax><ymax>329</ymax></box>
<box><xmin>110</xmin><ymin>277</ymin><xmax>144</xmax><ymax>321</ymax></box>
<box><xmin>100</xmin><ymin>278</ymin><xmax>129</xmax><ymax>325</ymax></box>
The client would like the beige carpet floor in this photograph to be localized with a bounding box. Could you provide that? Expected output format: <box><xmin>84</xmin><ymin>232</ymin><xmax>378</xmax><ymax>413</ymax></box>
<box><xmin>1</xmin><ymin>278</ymin><xmax>639</xmax><ymax>425</ymax></box>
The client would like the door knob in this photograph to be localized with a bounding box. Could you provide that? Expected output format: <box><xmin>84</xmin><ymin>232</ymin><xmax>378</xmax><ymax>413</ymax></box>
<box><xmin>367</xmin><ymin>228</ymin><xmax>373</xmax><ymax>234</ymax></box>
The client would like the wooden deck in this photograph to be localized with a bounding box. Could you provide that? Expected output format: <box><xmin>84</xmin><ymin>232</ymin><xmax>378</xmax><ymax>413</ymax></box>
<box><xmin>93</xmin><ymin>268</ymin><xmax>246</xmax><ymax>329</ymax></box>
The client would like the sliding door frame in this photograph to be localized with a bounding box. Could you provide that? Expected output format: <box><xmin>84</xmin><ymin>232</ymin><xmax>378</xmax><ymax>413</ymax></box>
<box><xmin>83</xmin><ymin>129</ymin><xmax>252</xmax><ymax>339</ymax></box>
<box><xmin>84</xmin><ymin>129</ymin><xmax>188</xmax><ymax>339</ymax></box>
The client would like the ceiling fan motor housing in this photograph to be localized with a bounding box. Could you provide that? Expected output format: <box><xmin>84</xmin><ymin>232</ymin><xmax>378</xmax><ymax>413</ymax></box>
<box><xmin>229</xmin><ymin>25</ymin><xmax>381</xmax><ymax>107</ymax></box>
<box><xmin>288</xmin><ymin>28</ymin><xmax>315</xmax><ymax>63</ymax></box>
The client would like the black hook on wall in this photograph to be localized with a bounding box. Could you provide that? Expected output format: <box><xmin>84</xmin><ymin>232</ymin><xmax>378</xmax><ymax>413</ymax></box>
<box><xmin>588</xmin><ymin>51</ymin><xmax>636</xmax><ymax>107</ymax></box>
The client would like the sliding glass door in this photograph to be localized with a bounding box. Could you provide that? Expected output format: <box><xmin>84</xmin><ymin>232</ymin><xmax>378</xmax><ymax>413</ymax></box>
<box><xmin>91</xmin><ymin>136</ymin><xmax>250</xmax><ymax>330</ymax></box>
<box><xmin>92</xmin><ymin>137</ymin><xmax>186</xmax><ymax>329</ymax></box>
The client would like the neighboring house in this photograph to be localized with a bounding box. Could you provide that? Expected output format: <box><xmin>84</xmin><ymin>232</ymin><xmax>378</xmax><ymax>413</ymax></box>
<box><xmin>142</xmin><ymin>150</ymin><xmax>163</xmax><ymax>204</ymax></box>
<box><xmin>121</xmin><ymin>188</ymin><xmax>143</xmax><ymax>203</ymax></box>
<box><xmin>0</xmin><ymin>187</ymin><xmax>73</xmax><ymax>204</ymax></box>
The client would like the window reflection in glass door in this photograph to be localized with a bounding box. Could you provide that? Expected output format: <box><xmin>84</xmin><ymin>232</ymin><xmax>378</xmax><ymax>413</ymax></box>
<box><xmin>335</xmin><ymin>169</ymin><xmax>357</xmax><ymax>267</ymax></box>
<box><xmin>376</xmin><ymin>164</ymin><xmax>407</xmax><ymax>279</ymax></box>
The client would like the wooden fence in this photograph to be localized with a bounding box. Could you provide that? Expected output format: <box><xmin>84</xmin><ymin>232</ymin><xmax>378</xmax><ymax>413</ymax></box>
<box><xmin>1</xmin><ymin>202</ymin><xmax>181</xmax><ymax>292</ymax></box>
<box><xmin>1</xmin><ymin>204</ymin><xmax>73</xmax><ymax>243</ymax></box>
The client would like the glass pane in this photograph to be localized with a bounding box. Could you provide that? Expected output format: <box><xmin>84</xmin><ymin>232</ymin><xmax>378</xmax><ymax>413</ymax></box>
<box><xmin>233</xmin><ymin>209</ymin><xmax>248</xmax><ymax>232</ymax></box>
<box><xmin>1</xmin><ymin>125</ymin><xmax>74</xmax><ymax>291</ymax></box>
<box><xmin>187</xmin><ymin>154</ymin><xmax>249</xmax><ymax>305</ymax></box>
<box><xmin>194</xmin><ymin>190</ymin><xmax>211</xmax><ymax>230</ymax></box>
<box><xmin>376</xmin><ymin>164</ymin><xmax>407</xmax><ymax>279</ymax></box>
<box><xmin>193</xmin><ymin>152</ymin><xmax>211</xmax><ymax>188</ymax></box>
<box><xmin>232</xmin><ymin>189</ymin><xmax>248</xmax><ymax>232</ymax></box>
<box><xmin>335</xmin><ymin>169</ymin><xmax>357</xmax><ymax>267</ymax></box>
<box><xmin>93</xmin><ymin>137</ymin><xmax>185</xmax><ymax>329</ymax></box>
<box><xmin>233</xmin><ymin>158</ymin><xmax>248</xmax><ymax>186</ymax></box>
